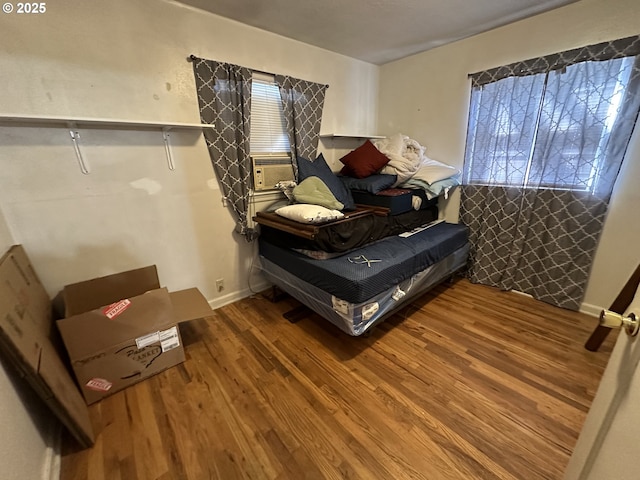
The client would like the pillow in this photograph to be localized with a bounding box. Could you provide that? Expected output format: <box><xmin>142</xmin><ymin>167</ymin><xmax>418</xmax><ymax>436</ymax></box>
<box><xmin>275</xmin><ymin>204</ymin><xmax>344</xmax><ymax>224</ymax></box>
<box><xmin>403</xmin><ymin>175</ymin><xmax>459</xmax><ymax>200</ymax></box>
<box><xmin>423</xmin><ymin>176</ymin><xmax>460</xmax><ymax>199</ymax></box>
<box><xmin>340</xmin><ymin>174</ymin><xmax>397</xmax><ymax>194</ymax></box>
<box><xmin>297</xmin><ymin>154</ymin><xmax>355</xmax><ymax>210</ymax></box>
<box><xmin>264</xmin><ymin>199</ymin><xmax>291</xmax><ymax>212</ymax></box>
<box><xmin>410</xmin><ymin>157</ymin><xmax>460</xmax><ymax>185</ymax></box>
<box><xmin>293</xmin><ymin>176</ymin><xmax>344</xmax><ymax>210</ymax></box>
<box><xmin>339</xmin><ymin>140</ymin><xmax>390</xmax><ymax>178</ymax></box>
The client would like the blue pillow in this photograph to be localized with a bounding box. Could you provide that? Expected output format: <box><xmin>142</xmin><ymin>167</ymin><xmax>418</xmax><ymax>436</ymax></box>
<box><xmin>297</xmin><ymin>154</ymin><xmax>355</xmax><ymax>210</ymax></box>
<box><xmin>340</xmin><ymin>174</ymin><xmax>397</xmax><ymax>194</ymax></box>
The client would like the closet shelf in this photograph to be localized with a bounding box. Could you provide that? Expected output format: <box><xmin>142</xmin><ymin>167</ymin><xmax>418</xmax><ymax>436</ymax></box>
<box><xmin>319</xmin><ymin>133</ymin><xmax>384</xmax><ymax>139</ymax></box>
<box><xmin>0</xmin><ymin>114</ymin><xmax>213</xmax><ymax>174</ymax></box>
<box><xmin>0</xmin><ymin>114</ymin><xmax>212</xmax><ymax>130</ymax></box>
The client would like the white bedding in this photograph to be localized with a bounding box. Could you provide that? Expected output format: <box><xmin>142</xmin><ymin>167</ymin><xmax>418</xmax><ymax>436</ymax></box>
<box><xmin>374</xmin><ymin>133</ymin><xmax>424</xmax><ymax>185</ymax></box>
<box><xmin>373</xmin><ymin>133</ymin><xmax>460</xmax><ymax>188</ymax></box>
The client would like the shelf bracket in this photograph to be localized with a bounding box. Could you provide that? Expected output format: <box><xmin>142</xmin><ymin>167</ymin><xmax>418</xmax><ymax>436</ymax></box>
<box><xmin>162</xmin><ymin>127</ymin><xmax>175</xmax><ymax>171</ymax></box>
<box><xmin>68</xmin><ymin>122</ymin><xmax>90</xmax><ymax>175</ymax></box>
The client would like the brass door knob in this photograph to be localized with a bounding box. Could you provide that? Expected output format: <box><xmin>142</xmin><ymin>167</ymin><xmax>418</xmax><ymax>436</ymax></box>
<box><xmin>599</xmin><ymin>309</ymin><xmax>639</xmax><ymax>337</ymax></box>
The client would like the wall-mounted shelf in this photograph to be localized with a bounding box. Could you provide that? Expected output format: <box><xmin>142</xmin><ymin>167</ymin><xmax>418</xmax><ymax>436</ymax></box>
<box><xmin>0</xmin><ymin>114</ymin><xmax>211</xmax><ymax>130</ymax></box>
<box><xmin>319</xmin><ymin>133</ymin><xmax>385</xmax><ymax>139</ymax></box>
<box><xmin>0</xmin><ymin>114</ymin><xmax>213</xmax><ymax>174</ymax></box>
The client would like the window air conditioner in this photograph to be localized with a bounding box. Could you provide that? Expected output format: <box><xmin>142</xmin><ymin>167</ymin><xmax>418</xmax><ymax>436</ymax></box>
<box><xmin>252</xmin><ymin>155</ymin><xmax>294</xmax><ymax>191</ymax></box>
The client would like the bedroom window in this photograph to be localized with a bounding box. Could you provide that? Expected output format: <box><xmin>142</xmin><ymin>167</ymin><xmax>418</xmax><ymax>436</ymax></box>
<box><xmin>250</xmin><ymin>74</ymin><xmax>290</xmax><ymax>155</ymax></box>
<box><xmin>249</xmin><ymin>74</ymin><xmax>294</xmax><ymax>191</ymax></box>
<box><xmin>460</xmin><ymin>37</ymin><xmax>640</xmax><ymax>311</ymax></box>
<box><xmin>464</xmin><ymin>56</ymin><xmax>637</xmax><ymax>195</ymax></box>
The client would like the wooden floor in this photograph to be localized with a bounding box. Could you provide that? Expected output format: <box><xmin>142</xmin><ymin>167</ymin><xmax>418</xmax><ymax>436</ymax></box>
<box><xmin>60</xmin><ymin>279</ymin><xmax>615</xmax><ymax>480</ymax></box>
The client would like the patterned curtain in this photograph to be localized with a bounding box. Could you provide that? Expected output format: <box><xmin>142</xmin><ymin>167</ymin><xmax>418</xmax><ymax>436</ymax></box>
<box><xmin>460</xmin><ymin>36</ymin><xmax>640</xmax><ymax>310</ymax></box>
<box><xmin>275</xmin><ymin>75</ymin><xmax>327</xmax><ymax>178</ymax></box>
<box><xmin>191</xmin><ymin>56</ymin><xmax>256</xmax><ymax>241</ymax></box>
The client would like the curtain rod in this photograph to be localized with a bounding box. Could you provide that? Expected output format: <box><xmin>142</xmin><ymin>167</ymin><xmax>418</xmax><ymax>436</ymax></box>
<box><xmin>188</xmin><ymin>54</ymin><xmax>275</xmax><ymax>77</ymax></box>
<box><xmin>187</xmin><ymin>55</ymin><xmax>329</xmax><ymax>89</ymax></box>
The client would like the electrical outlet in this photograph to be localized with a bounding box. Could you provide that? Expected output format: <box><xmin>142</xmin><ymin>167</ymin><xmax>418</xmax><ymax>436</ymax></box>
<box><xmin>216</xmin><ymin>278</ymin><xmax>224</xmax><ymax>292</ymax></box>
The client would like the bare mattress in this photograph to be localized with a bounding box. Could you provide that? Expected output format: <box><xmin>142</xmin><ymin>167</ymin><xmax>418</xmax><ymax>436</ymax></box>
<box><xmin>258</xmin><ymin>222</ymin><xmax>469</xmax><ymax>335</ymax></box>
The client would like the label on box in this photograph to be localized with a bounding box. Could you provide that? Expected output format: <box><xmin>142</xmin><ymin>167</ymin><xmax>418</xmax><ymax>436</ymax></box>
<box><xmin>86</xmin><ymin>378</ymin><xmax>113</xmax><ymax>392</ymax></box>
<box><xmin>398</xmin><ymin>219</ymin><xmax>444</xmax><ymax>238</ymax></box>
<box><xmin>159</xmin><ymin>326</ymin><xmax>180</xmax><ymax>352</ymax></box>
<box><xmin>135</xmin><ymin>331</ymin><xmax>160</xmax><ymax>349</ymax></box>
<box><xmin>102</xmin><ymin>299</ymin><xmax>131</xmax><ymax>319</ymax></box>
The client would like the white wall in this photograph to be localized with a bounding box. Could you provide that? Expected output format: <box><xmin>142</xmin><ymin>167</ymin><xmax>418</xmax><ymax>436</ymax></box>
<box><xmin>0</xmin><ymin>208</ymin><xmax>56</xmax><ymax>480</ymax></box>
<box><xmin>0</xmin><ymin>4</ymin><xmax>378</xmax><ymax>476</ymax></box>
<box><xmin>0</xmin><ymin>205</ymin><xmax>13</xmax><ymax>251</ymax></box>
<box><xmin>0</xmin><ymin>360</ymin><xmax>56</xmax><ymax>480</ymax></box>
<box><xmin>0</xmin><ymin>0</ymin><xmax>379</xmax><ymax>306</ymax></box>
<box><xmin>378</xmin><ymin>0</ymin><xmax>640</xmax><ymax>312</ymax></box>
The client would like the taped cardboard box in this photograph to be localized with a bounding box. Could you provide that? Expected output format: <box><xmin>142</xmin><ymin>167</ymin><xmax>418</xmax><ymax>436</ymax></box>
<box><xmin>56</xmin><ymin>265</ymin><xmax>211</xmax><ymax>404</ymax></box>
<box><xmin>0</xmin><ymin>245</ymin><xmax>95</xmax><ymax>448</ymax></box>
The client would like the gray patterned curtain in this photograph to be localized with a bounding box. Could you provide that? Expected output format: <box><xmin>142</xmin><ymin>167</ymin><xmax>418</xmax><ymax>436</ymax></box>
<box><xmin>191</xmin><ymin>56</ymin><xmax>256</xmax><ymax>241</ymax></box>
<box><xmin>275</xmin><ymin>75</ymin><xmax>327</xmax><ymax>178</ymax></box>
<box><xmin>460</xmin><ymin>36</ymin><xmax>640</xmax><ymax>310</ymax></box>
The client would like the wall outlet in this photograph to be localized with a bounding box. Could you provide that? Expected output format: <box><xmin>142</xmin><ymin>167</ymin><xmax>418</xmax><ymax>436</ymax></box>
<box><xmin>216</xmin><ymin>278</ymin><xmax>224</xmax><ymax>292</ymax></box>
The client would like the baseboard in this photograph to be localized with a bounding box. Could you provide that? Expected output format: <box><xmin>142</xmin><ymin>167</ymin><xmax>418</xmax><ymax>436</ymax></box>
<box><xmin>42</xmin><ymin>421</ymin><xmax>61</xmax><ymax>480</ymax></box>
<box><xmin>510</xmin><ymin>289</ymin><xmax>533</xmax><ymax>299</ymax></box>
<box><xmin>579</xmin><ymin>302</ymin><xmax>603</xmax><ymax>318</ymax></box>
<box><xmin>208</xmin><ymin>283</ymin><xmax>606</xmax><ymax>318</ymax></box>
<box><xmin>510</xmin><ymin>288</ymin><xmax>602</xmax><ymax>319</ymax></box>
<box><xmin>207</xmin><ymin>280</ymin><xmax>272</xmax><ymax>310</ymax></box>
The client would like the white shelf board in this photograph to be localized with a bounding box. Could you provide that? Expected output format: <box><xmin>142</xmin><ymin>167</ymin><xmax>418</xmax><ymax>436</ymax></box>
<box><xmin>0</xmin><ymin>114</ymin><xmax>213</xmax><ymax>130</ymax></box>
<box><xmin>319</xmin><ymin>133</ymin><xmax>384</xmax><ymax>139</ymax></box>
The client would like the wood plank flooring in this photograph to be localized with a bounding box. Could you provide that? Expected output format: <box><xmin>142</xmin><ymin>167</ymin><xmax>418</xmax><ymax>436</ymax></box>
<box><xmin>59</xmin><ymin>279</ymin><xmax>615</xmax><ymax>480</ymax></box>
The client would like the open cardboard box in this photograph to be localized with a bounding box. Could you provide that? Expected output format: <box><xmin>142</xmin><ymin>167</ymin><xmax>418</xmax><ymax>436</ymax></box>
<box><xmin>57</xmin><ymin>265</ymin><xmax>212</xmax><ymax>405</ymax></box>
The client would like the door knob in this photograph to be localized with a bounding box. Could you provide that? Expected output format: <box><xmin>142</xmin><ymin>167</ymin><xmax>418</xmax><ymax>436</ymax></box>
<box><xmin>599</xmin><ymin>309</ymin><xmax>639</xmax><ymax>336</ymax></box>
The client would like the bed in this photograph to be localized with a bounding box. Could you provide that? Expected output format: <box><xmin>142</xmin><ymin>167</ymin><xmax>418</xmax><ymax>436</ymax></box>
<box><xmin>258</xmin><ymin>221</ymin><xmax>469</xmax><ymax>336</ymax></box>
<box><xmin>255</xmin><ymin>134</ymin><xmax>466</xmax><ymax>336</ymax></box>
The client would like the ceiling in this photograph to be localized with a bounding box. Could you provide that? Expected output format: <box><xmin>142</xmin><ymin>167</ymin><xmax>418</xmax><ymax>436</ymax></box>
<box><xmin>177</xmin><ymin>0</ymin><xmax>578</xmax><ymax>65</ymax></box>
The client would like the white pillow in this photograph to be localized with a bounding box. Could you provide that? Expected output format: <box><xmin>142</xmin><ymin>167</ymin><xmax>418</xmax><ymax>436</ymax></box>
<box><xmin>275</xmin><ymin>204</ymin><xmax>344</xmax><ymax>224</ymax></box>
<box><xmin>410</xmin><ymin>157</ymin><xmax>460</xmax><ymax>185</ymax></box>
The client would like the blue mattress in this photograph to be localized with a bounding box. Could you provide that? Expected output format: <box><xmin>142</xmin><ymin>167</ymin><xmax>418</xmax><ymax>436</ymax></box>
<box><xmin>258</xmin><ymin>222</ymin><xmax>469</xmax><ymax>304</ymax></box>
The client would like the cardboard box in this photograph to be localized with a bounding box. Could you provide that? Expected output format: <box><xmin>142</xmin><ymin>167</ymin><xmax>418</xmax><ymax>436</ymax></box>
<box><xmin>0</xmin><ymin>244</ymin><xmax>53</xmax><ymax>342</ymax></box>
<box><xmin>56</xmin><ymin>265</ymin><xmax>211</xmax><ymax>404</ymax></box>
<box><xmin>0</xmin><ymin>245</ymin><xmax>95</xmax><ymax>448</ymax></box>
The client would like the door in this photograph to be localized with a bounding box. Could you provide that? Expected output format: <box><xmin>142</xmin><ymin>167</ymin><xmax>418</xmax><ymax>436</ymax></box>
<box><xmin>564</xmin><ymin>284</ymin><xmax>640</xmax><ymax>479</ymax></box>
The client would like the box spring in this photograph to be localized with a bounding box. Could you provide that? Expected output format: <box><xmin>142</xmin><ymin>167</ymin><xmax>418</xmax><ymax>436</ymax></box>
<box><xmin>258</xmin><ymin>222</ymin><xmax>469</xmax><ymax>336</ymax></box>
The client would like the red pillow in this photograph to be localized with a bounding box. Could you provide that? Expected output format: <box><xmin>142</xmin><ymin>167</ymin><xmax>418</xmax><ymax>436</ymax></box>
<box><xmin>339</xmin><ymin>140</ymin><xmax>390</xmax><ymax>178</ymax></box>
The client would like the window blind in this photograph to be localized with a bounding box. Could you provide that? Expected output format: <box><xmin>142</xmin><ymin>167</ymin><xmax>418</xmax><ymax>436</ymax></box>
<box><xmin>250</xmin><ymin>78</ymin><xmax>290</xmax><ymax>154</ymax></box>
